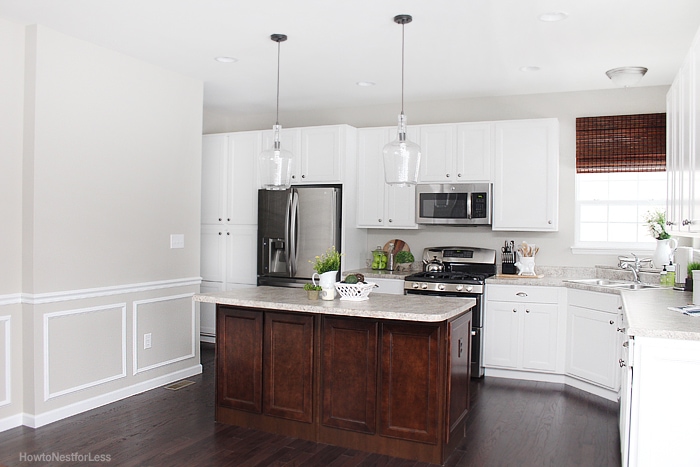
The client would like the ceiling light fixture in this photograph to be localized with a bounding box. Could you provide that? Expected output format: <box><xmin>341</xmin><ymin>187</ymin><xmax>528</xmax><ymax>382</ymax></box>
<box><xmin>605</xmin><ymin>66</ymin><xmax>648</xmax><ymax>88</ymax></box>
<box><xmin>538</xmin><ymin>11</ymin><xmax>568</xmax><ymax>22</ymax></box>
<box><xmin>383</xmin><ymin>14</ymin><xmax>421</xmax><ymax>187</ymax></box>
<box><xmin>259</xmin><ymin>34</ymin><xmax>294</xmax><ymax>190</ymax></box>
<box><xmin>215</xmin><ymin>56</ymin><xmax>238</xmax><ymax>63</ymax></box>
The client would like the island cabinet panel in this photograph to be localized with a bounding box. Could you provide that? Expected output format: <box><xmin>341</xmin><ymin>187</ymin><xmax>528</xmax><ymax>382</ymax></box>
<box><xmin>216</xmin><ymin>308</ymin><xmax>263</xmax><ymax>412</ymax></box>
<box><xmin>263</xmin><ymin>312</ymin><xmax>314</xmax><ymax>423</ymax></box>
<box><xmin>446</xmin><ymin>312</ymin><xmax>471</xmax><ymax>443</ymax></box>
<box><xmin>321</xmin><ymin>317</ymin><xmax>378</xmax><ymax>433</ymax></box>
<box><xmin>379</xmin><ymin>322</ymin><xmax>440</xmax><ymax>444</ymax></box>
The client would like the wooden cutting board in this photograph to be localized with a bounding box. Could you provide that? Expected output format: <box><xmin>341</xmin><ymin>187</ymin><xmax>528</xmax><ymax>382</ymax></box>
<box><xmin>383</xmin><ymin>239</ymin><xmax>410</xmax><ymax>253</ymax></box>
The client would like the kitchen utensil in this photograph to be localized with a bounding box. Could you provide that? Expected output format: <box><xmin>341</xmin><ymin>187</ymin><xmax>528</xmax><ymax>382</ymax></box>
<box><xmin>425</xmin><ymin>256</ymin><xmax>444</xmax><ymax>272</ymax></box>
<box><xmin>383</xmin><ymin>239</ymin><xmax>410</xmax><ymax>253</ymax></box>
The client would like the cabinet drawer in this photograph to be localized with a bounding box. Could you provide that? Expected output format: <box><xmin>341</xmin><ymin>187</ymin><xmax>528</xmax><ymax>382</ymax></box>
<box><xmin>486</xmin><ymin>284</ymin><xmax>559</xmax><ymax>304</ymax></box>
<box><xmin>568</xmin><ymin>289</ymin><xmax>621</xmax><ymax>313</ymax></box>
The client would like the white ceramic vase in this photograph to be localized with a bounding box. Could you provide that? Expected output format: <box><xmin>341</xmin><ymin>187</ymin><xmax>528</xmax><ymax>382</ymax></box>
<box><xmin>653</xmin><ymin>238</ymin><xmax>678</xmax><ymax>269</ymax></box>
<box><xmin>312</xmin><ymin>270</ymin><xmax>337</xmax><ymax>300</ymax></box>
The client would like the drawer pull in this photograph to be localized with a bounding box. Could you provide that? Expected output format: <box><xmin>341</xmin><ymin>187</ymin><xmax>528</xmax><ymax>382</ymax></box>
<box><xmin>617</xmin><ymin>327</ymin><xmax>626</xmax><ymax>333</ymax></box>
<box><xmin>516</xmin><ymin>292</ymin><xmax>528</xmax><ymax>297</ymax></box>
<box><xmin>619</xmin><ymin>358</ymin><xmax>626</xmax><ymax>368</ymax></box>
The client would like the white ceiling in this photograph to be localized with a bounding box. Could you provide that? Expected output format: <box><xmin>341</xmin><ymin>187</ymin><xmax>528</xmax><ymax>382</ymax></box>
<box><xmin>2</xmin><ymin>0</ymin><xmax>700</xmax><ymax>119</ymax></box>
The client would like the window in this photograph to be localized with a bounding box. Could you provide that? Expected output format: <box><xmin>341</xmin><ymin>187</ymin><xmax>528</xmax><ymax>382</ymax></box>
<box><xmin>574</xmin><ymin>113</ymin><xmax>666</xmax><ymax>252</ymax></box>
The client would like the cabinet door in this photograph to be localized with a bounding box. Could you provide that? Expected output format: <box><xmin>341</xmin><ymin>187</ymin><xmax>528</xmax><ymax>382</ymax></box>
<box><xmin>299</xmin><ymin>126</ymin><xmax>342</xmax><ymax>183</ymax></box>
<box><xmin>520</xmin><ymin>303</ymin><xmax>559</xmax><ymax>372</ymax></box>
<box><xmin>357</xmin><ymin>128</ymin><xmax>389</xmax><ymax>227</ymax></box>
<box><xmin>419</xmin><ymin>124</ymin><xmax>455</xmax><ymax>182</ymax></box>
<box><xmin>456</xmin><ymin>123</ymin><xmax>492</xmax><ymax>181</ymax></box>
<box><xmin>446</xmin><ymin>313</ymin><xmax>471</xmax><ymax>443</ymax></box>
<box><xmin>201</xmin><ymin>134</ymin><xmax>227</xmax><ymax>224</ymax></box>
<box><xmin>263</xmin><ymin>312</ymin><xmax>314</xmax><ymax>423</ymax></box>
<box><xmin>566</xmin><ymin>305</ymin><xmax>619</xmax><ymax>389</ymax></box>
<box><xmin>225</xmin><ymin>225</ymin><xmax>257</xmax><ymax>285</ymax></box>
<box><xmin>386</xmin><ymin>185</ymin><xmax>417</xmax><ymax>227</ymax></box>
<box><xmin>380</xmin><ymin>322</ymin><xmax>440</xmax><ymax>444</ymax></box>
<box><xmin>227</xmin><ymin>132</ymin><xmax>261</xmax><ymax>224</ymax></box>
<box><xmin>483</xmin><ymin>300</ymin><xmax>520</xmax><ymax>369</ymax></box>
<box><xmin>321</xmin><ymin>316</ymin><xmax>378</xmax><ymax>434</ymax></box>
<box><xmin>492</xmin><ymin>119</ymin><xmax>559</xmax><ymax>231</ymax></box>
<box><xmin>217</xmin><ymin>307</ymin><xmax>263</xmax><ymax>412</ymax></box>
<box><xmin>200</xmin><ymin>224</ymin><xmax>226</xmax><ymax>282</ymax></box>
<box><xmin>667</xmin><ymin>80</ymin><xmax>682</xmax><ymax>230</ymax></box>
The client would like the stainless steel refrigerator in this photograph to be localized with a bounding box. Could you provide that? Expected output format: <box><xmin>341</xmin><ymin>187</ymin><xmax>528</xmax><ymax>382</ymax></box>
<box><xmin>257</xmin><ymin>185</ymin><xmax>342</xmax><ymax>287</ymax></box>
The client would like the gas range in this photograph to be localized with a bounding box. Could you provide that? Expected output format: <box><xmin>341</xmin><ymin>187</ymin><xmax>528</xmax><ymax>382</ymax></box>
<box><xmin>404</xmin><ymin>271</ymin><xmax>489</xmax><ymax>294</ymax></box>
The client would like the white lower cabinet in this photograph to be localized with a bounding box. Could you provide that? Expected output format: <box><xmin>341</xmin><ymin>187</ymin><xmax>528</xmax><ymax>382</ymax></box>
<box><xmin>565</xmin><ymin>289</ymin><xmax>621</xmax><ymax>391</ymax></box>
<box><xmin>484</xmin><ymin>285</ymin><xmax>562</xmax><ymax>373</ymax></box>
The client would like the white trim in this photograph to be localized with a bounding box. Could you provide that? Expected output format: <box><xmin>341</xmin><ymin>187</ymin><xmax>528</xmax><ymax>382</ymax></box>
<box><xmin>132</xmin><ymin>293</ymin><xmax>196</xmax><ymax>375</ymax></box>
<box><xmin>16</xmin><ymin>364</ymin><xmax>202</xmax><ymax>431</ymax></box>
<box><xmin>0</xmin><ymin>316</ymin><xmax>10</xmax><ymax>407</ymax></box>
<box><xmin>0</xmin><ymin>413</ymin><xmax>23</xmax><ymax>432</ymax></box>
<box><xmin>25</xmin><ymin>277</ymin><xmax>201</xmax><ymax>305</ymax></box>
<box><xmin>44</xmin><ymin>304</ymin><xmax>127</xmax><ymax>401</ymax></box>
<box><xmin>0</xmin><ymin>294</ymin><xmax>22</xmax><ymax>306</ymax></box>
<box><xmin>571</xmin><ymin>245</ymin><xmax>655</xmax><ymax>255</ymax></box>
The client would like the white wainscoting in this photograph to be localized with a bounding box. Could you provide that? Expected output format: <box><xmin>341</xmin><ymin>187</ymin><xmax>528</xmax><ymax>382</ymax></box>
<box><xmin>132</xmin><ymin>293</ymin><xmax>196</xmax><ymax>375</ymax></box>
<box><xmin>0</xmin><ymin>315</ymin><xmax>10</xmax><ymax>407</ymax></box>
<box><xmin>43</xmin><ymin>304</ymin><xmax>127</xmax><ymax>401</ymax></box>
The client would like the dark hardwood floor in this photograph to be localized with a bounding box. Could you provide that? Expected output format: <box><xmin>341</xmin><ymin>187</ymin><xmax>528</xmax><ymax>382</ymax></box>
<box><xmin>0</xmin><ymin>343</ymin><xmax>620</xmax><ymax>466</ymax></box>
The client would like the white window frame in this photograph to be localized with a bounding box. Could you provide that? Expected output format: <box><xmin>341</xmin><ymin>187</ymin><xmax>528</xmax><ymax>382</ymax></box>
<box><xmin>571</xmin><ymin>171</ymin><xmax>667</xmax><ymax>255</ymax></box>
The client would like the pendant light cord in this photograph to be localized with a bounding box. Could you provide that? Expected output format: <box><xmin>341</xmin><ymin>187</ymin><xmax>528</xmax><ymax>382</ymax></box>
<box><xmin>401</xmin><ymin>22</ymin><xmax>405</xmax><ymax>116</ymax></box>
<box><xmin>276</xmin><ymin>39</ymin><xmax>281</xmax><ymax>126</ymax></box>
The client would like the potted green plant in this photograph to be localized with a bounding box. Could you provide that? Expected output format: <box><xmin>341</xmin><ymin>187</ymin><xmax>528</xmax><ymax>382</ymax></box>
<box><xmin>303</xmin><ymin>283</ymin><xmax>322</xmax><ymax>300</ymax></box>
<box><xmin>394</xmin><ymin>250</ymin><xmax>415</xmax><ymax>271</ymax></box>
<box><xmin>686</xmin><ymin>262</ymin><xmax>700</xmax><ymax>291</ymax></box>
<box><xmin>310</xmin><ymin>247</ymin><xmax>343</xmax><ymax>300</ymax></box>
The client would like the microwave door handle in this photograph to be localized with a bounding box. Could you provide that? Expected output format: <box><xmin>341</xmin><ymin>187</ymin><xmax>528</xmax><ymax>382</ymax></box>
<box><xmin>466</xmin><ymin>192</ymin><xmax>473</xmax><ymax>219</ymax></box>
<box><xmin>289</xmin><ymin>189</ymin><xmax>300</xmax><ymax>277</ymax></box>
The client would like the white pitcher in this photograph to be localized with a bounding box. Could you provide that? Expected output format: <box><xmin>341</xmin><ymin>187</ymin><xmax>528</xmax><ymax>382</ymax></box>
<box><xmin>653</xmin><ymin>238</ymin><xmax>678</xmax><ymax>269</ymax></box>
<box><xmin>312</xmin><ymin>270</ymin><xmax>337</xmax><ymax>300</ymax></box>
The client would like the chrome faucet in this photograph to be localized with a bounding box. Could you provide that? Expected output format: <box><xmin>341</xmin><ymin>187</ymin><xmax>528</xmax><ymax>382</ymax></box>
<box><xmin>621</xmin><ymin>253</ymin><xmax>641</xmax><ymax>283</ymax></box>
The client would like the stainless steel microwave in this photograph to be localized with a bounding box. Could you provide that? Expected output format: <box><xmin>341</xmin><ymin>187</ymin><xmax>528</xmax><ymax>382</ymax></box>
<box><xmin>415</xmin><ymin>183</ymin><xmax>492</xmax><ymax>225</ymax></box>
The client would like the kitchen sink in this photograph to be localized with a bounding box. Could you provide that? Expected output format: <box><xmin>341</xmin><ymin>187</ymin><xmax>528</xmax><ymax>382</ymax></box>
<box><xmin>565</xmin><ymin>278</ymin><xmax>659</xmax><ymax>290</ymax></box>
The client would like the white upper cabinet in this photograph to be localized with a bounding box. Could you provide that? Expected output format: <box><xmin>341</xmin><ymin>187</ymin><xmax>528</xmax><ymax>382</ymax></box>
<box><xmin>492</xmin><ymin>118</ymin><xmax>559</xmax><ymax>231</ymax></box>
<box><xmin>201</xmin><ymin>132</ymin><xmax>261</xmax><ymax>225</ymax></box>
<box><xmin>356</xmin><ymin>127</ymin><xmax>419</xmax><ymax>229</ymax></box>
<box><xmin>418</xmin><ymin>123</ymin><xmax>492</xmax><ymax>183</ymax></box>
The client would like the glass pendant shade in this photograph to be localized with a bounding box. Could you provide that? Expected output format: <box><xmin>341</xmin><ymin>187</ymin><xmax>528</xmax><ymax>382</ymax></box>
<box><xmin>259</xmin><ymin>124</ymin><xmax>293</xmax><ymax>190</ymax></box>
<box><xmin>383</xmin><ymin>113</ymin><xmax>421</xmax><ymax>186</ymax></box>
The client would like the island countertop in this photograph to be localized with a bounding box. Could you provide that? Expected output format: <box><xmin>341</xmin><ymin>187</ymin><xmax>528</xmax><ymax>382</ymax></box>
<box><xmin>193</xmin><ymin>286</ymin><xmax>475</xmax><ymax>322</ymax></box>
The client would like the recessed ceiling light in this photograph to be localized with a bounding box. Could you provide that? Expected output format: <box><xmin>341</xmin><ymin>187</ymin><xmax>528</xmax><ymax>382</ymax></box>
<box><xmin>215</xmin><ymin>56</ymin><xmax>238</xmax><ymax>63</ymax></box>
<box><xmin>356</xmin><ymin>81</ymin><xmax>376</xmax><ymax>87</ymax></box>
<box><xmin>519</xmin><ymin>66</ymin><xmax>541</xmax><ymax>72</ymax></box>
<box><xmin>539</xmin><ymin>11</ymin><xmax>568</xmax><ymax>22</ymax></box>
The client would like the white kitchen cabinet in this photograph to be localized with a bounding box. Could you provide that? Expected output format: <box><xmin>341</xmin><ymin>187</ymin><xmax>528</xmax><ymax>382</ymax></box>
<box><xmin>356</xmin><ymin>127</ymin><xmax>419</xmax><ymax>229</ymax></box>
<box><xmin>418</xmin><ymin>122</ymin><xmax>492</xmax><ymax>183</ymax></box>
<box><xmin>565</xmin><ymin>289</ymin><xmax>621</xmax><ymax>391</ymax></box>
<box><xmin>201</xmin><ymin>132</ymin><xmax>261</xmax><ymax>225</ymax></box>
<box><xmin>492</xmin><ymin>118</ymin><xmax>559</xmax><ymax>231</ymax></box>
<box><xmin>484</xmin><ymin>285</ymin><xmax>562</xmax><ymax>373</ymax></box>
<box><xmin>200</xmin><ymin>224</ymin><xmax>257</xmax><ymax>285</ymax></box>
<box><xmin>263</xmin><ymin>125</ymin><xmax>347</xmax><ymax>184</ymax></box>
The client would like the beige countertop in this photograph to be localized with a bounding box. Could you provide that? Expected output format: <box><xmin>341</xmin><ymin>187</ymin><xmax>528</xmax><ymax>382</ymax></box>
<box><xmin>193</xmin><ymin>286</ymin><xmax>475</xmax><ymax>322</ymax></box>
<box><xmin>620</xmin><ymin>288</ymin><xmax>700</xmax><ymax>340</ymax></box>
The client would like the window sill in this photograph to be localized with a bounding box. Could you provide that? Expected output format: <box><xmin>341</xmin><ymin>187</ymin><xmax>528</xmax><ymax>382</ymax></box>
<box><xmin>571</xmin><ymin>244</ymin><xmax>655</xmax><ymax>256</ymax></box>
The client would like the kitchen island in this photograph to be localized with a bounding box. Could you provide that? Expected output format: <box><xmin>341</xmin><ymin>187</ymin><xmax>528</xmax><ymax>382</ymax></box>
<box><xmin>194</xmin><ymin>287</ymin><xmax>475</xmax><ymax>464</ymax></box>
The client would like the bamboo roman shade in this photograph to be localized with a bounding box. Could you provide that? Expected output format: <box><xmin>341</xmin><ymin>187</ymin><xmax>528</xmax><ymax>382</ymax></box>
<box><xmin>576</xmin><ymin>113</ymin><xmax>666</xmax><ymax>173</ymax></box>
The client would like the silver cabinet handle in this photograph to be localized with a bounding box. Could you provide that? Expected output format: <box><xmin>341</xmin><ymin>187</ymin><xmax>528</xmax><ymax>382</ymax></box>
<box><xmin>617</xmin><ymin>327</ymin><xmax>626</xmax><ymax>333</ymax></box>
<box><xmin>446</xmin><ymin>173</ymin><xmax>450</xmax><ymax>177</ymax></box>
<box><xmin>619</xmin><ymin>359</ymin><xmax>626</xmax><ymax>368</ymax></box>
<box><xmin>610</xmin><ymin>320</ymin><xmax>615</xmax><ymax>325</ymax></box>
<box><xmin>525</xmin><ymin>309</ymin><xmax>530</xmax><ymax>313</ymax></box>
<box><xmin>389</xmin><ymin>219</ymin><xmax>393</xmax><ymax>223</ymax></box>
<box><xmin>512</xmin><ymin>309</ymin><xmax>517</xmax><ymax>313</ymax></box>
<box><xmin>378</xmin><ymin>219</ymin><xmax>382</xmax><ymax>223</ymax></box>
<box><xmin>457</xmin><ymin>173</ymin><xmax>462</xmax><ymax>177</ymax></box>
<box><xmin>516</xmin><ymin>292</ymin><xmax>527</xmax><ymax>297</ymax></box>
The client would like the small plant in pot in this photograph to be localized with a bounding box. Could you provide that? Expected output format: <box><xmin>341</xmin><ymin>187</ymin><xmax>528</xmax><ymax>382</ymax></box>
<box><xmin>394</xmin><ymin>250</ymin><xmax>415</xmax><ymax>271</ymax></box>
<box><xmin>303</xmin><ymin>283</ymin><xmax>322</xmax><ymax>300</ymax></box>
<box><xmin>686</xmin><ymin>262</ymin><xmax>700</xmax><ymax>291</ymax></box>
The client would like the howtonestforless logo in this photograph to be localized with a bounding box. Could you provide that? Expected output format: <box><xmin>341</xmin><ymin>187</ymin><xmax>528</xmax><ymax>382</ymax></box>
<box><xmin>19</xmin><ymin>452</ymin><xmax>111</xmax><ymax>463</ymax></box>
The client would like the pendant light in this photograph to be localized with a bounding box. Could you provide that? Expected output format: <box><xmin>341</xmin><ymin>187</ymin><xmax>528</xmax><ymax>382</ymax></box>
<box><xmin>259</xmin><ymin>34</ymin><xmax>294</xmax><ymax>190</ymax></box>
<box><xmin>383</xmin><ymin>14</ymin><xmax>421</xmax><ymax>186</ymax></box>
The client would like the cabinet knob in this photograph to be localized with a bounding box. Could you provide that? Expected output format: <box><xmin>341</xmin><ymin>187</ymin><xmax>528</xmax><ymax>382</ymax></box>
<box><xmin>388</xmin><ymin>219</ymin><xmax>393</xmax><ymax>223</ymax></box>
<box><xmin>516</xmin><ymin>292</ymin><xmax>527</xmax><ymax>297</ymax></box>
<box><xmin>525</xmin><ymin>309</ymin><xmax>530</xmax><ymax>313</ymax></box>
<box><xmin>548</xmin><ymin>220</ymin><xmax>552</xmax><ymax>225</ymax></box>
<box><xmin>513</xmin><ymin>309</ymin><xmax>517</xmax><ymax>313</ymax></box>
<box><xmin>227</xmin><ymin>218</ymin><xmax>231</xmax><ymax>222</ymax></box>
<box><xmin>457</xmin><ymin>173</ymin><xmax>462</xmax><ymax>178</ymax></box>
<box><xmin>218</xmin><ymin>218</ymin><xmax>222</xmax><ymax>221</ymax></box>
<box><xmin>609</xmin><ymin>320</ymin><xmax>615</xmax><ymax>325</ymax></box>
<box><xmin>227</xmin><ymin>232</ymin><xmax>230</xmax><ymax>235</ymax></box>
<box><xmin>617</xmin><ymin>327</ymin><xmax>626</xmax><ymax>333</ymax></box>
<box><xmin>446</xmin><ymin>173</ymin><xmax>450</xmax><ymax>178</ymax></box>
<box><xmin>623</xmin><ymin>341</ymin><xmax>629</xmax><ymax>348</ymax></box>
<box><xmin>302</xmin><ymin>174</ymin><xmax>306</xmax><ymax>178</ymax></box>
<box><xmin>619</xmin><ymin>358</ymin><xmax>626</xmax><ymax>368</ymax></box>
<box><xmin>667</xmin><ymin>220</ymin><xmax>675</xmax><ymax>226</ymax></box>
<box><xmin>218</xmin><ymin>232</ymin><xmax>222</xmax><ymax>235</ymax></box>
<box><xmin>292</xmin><ymin>175</ymin><xmax>296</xmax><ymax>179</ymax></box>
<box><xmin>683</xmin><ymin>219</ymin><xmax>691</xmax><ymax>226</ymax></box>
<box><xmin>378</xmin><ymin>219</ymin><xmax>382</xmax><ymax>223</ymax></box>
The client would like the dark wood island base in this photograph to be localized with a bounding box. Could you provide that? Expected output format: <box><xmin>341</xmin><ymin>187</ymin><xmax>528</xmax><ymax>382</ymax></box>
<box><xmin>215</xmin><ymin>304</ymin><xmax>472</xmax><ymax>464</ymax></box>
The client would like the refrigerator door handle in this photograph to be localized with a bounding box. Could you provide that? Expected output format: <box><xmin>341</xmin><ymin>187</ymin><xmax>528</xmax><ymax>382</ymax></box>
<box><xmin>289</xmin><ymin>189</ymin><xmax>300</xmax><ymax>277</ymax></box>
<box><xmin>284</xmin><ymin>191</ymin><xmax>293</xmax><ymax>277</ymax></box>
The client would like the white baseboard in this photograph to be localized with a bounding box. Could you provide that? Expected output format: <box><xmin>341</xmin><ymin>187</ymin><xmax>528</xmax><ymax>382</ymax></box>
<box><xmin>0</xmin><ymin>413</ymin><xmax>23</xmax><ymax>432</ymax></box>
<box><xmin>14</xmin><ymin>364</ymin><xmax>202</xmax><ymax>431</ymax></box>
<box><xmin>484</xmin><ymin>367</ymin><xmax>618</xmax><ymax>402</ymax></box>
<box><xmin>200</xmin><ymin>334</ymin><xmax>215</xmax><ymax>344</ymax></box>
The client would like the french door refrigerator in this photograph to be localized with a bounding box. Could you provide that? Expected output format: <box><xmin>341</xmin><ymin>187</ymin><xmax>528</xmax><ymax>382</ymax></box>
<box><xmin>257</xmin><ymin>185</ymin><xmax>342</xmax><ymax>287</ymax></box>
